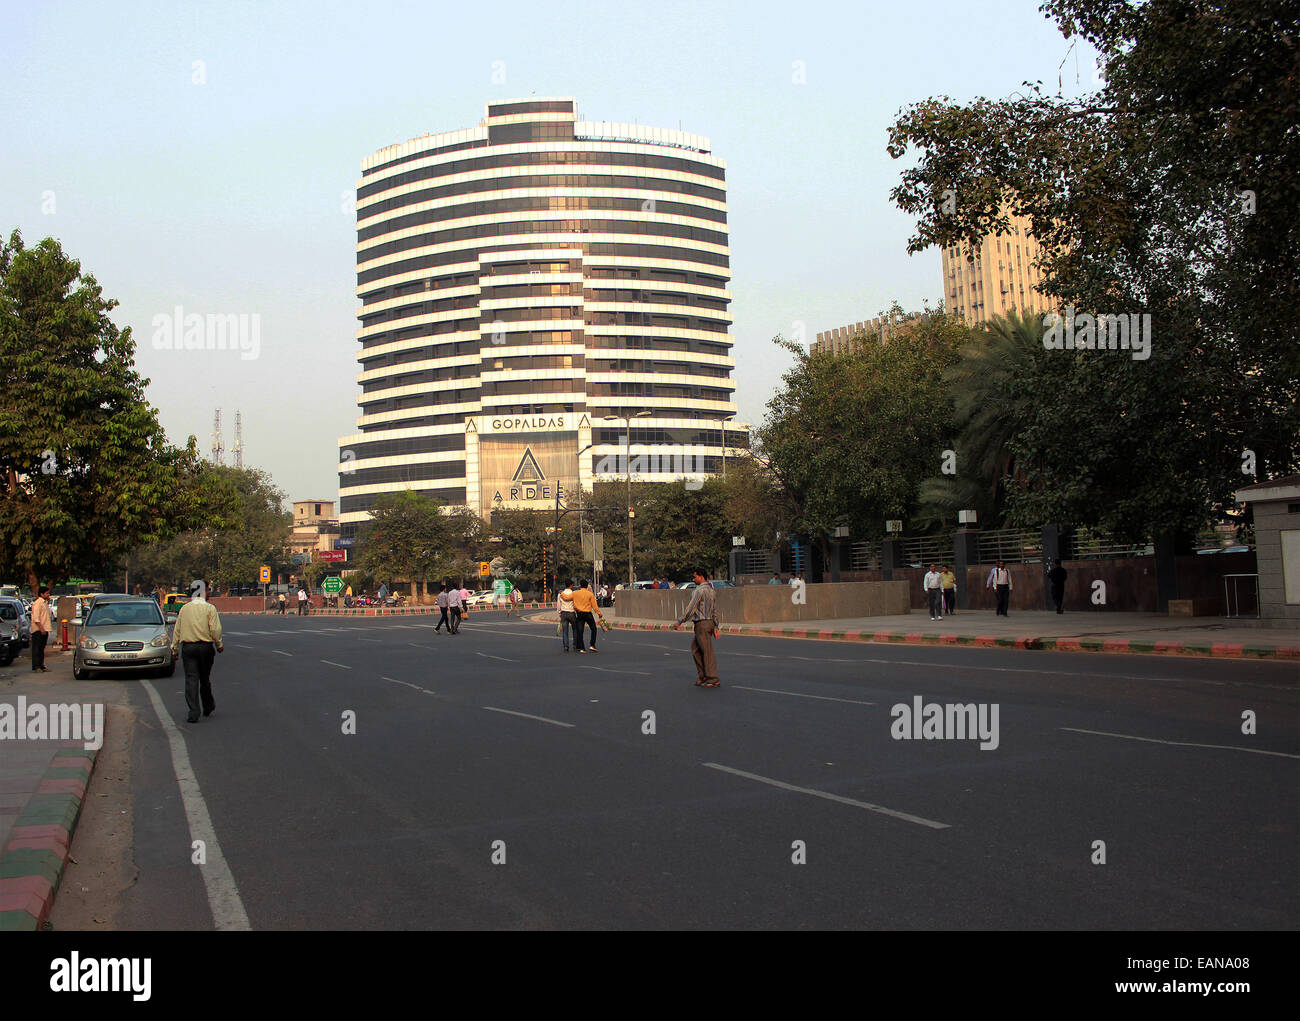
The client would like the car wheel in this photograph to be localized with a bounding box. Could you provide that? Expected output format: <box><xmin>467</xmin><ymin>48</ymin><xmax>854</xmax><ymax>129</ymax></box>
<box><xmin>158</xmin><ymin>662</ymin><xmax>176</xmax><ymax>678</ymax></box>
<box><xmin>73</xmin><ymin>662</ymin><xmax>89</xmax><ymax>680</ymax></box>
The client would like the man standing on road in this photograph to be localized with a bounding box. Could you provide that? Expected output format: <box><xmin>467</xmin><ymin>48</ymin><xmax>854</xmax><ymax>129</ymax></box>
<box><xmin>508</xmin><ymin>586</ymin><xmax>522</xmax><ymax>617</ymax></box>
<box><xmin>923</xmin><ymin>564</ymin><xmax>944</xmax><ymax>621</ymax></box>
<box><xmin>447</xmin><ymin>584</ymin><xmax>463</xmax><ymax>634</ymax></box>
<box><xmin>672</xmin><ymin>568</ymin><xmax>720</xmax><ymax>687</ymax></box>
<box><xmin>377</xmin><ymin>582</ymin><xmax>389</xmax><ymax>606</ymax></box>
<box><xmin>29</xmin><ymin>585</ymin><xmax>51</xmax><ymax>672</ymax></box>
<box><xmin>987</xmin><ymin>561</ymin><xmax>1013</xmax><ymax>616</ymax></box>
<box><xmin>170</xmin><ymin>579</ymin><xmax>223</xmax><ymax>724</ymax></box>
<box><xmin>570</xmin><ymin>580</ymin><xmax>602</xmax><ymax>653</ymax></box>
<box><xmin>1048</xmin><ymin>559</ymin><xmax>1068</xmax><ymax>614</ymax></box>
<box><xmin>296</xmin><ymin>587</ymin><xmax>308</xmax><ymax>615</ymax></box>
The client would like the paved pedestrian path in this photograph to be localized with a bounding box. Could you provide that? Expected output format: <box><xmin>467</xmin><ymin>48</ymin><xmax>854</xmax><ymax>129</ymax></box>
<box><xmin>0</xmin><ymin>649</ymin><xmax>109</xmax><ymax>929</ymax></box>
<box><xmin>592</xmin><ymin>609</ymin><xmax>1300</xmax><ymax>661</ymax></box>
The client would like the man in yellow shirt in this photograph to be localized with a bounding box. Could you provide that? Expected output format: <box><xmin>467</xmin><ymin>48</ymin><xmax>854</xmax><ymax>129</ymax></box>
<box><xmin>170</xmin><ymin>580</ymin><xmax>224</xmax><ymax>723</ymax></box>
<box><xmin>940</xmin><ymin>565</ymin><xmax>957</xmax><ymax>616</ymax></box>
<box><xmin>29</xmin><ymin>585</ymin><xmax>53</xmax><ymax>672</ymax></box>
<box><xmin>569</xmin><ymin>580</ymin><xmax>603</xmax><ymax>653</ymax></box>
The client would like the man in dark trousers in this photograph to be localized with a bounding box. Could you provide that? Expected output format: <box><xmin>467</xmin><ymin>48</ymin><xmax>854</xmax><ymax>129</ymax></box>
<box><xmin>169</xmin><ymin>579</ymin><xmax>224</xmax><ymax>724</ymax></box>
<box><xmin>29</xmin><ymin>585</ymin><xmax>52</xmax><ymax>672</ymax></box>
<box><xmin>672</xmin><ymin>568</ymin><xmax>720</xmax><ymax>687</ymax></box>
<box><xmin>1048</xmin><ymin>559</ymin><xmax>1068</xmax><ymax>613</ymax></box>
<box><xmin>434</xmin><ymin>584</ymin><xmax>450</xmax><ymax>633</ymax></box>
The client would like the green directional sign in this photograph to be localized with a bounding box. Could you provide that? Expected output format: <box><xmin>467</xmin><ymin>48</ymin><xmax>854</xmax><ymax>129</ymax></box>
<box><xmin>492</xmin><ymin>578</ymin><xmax>513</xmax><ymax>597</ymax></box>
<box><xmin>321</xmin><ymin>576</ymin><xmax>344</xmax><ymax>594</ymax></box>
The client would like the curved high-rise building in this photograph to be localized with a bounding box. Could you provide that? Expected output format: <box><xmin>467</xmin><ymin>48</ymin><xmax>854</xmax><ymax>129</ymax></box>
<box><xmin>338</xmin><ymin>97</ymin><xmax>748</xmax><ymax>530</ymax></box>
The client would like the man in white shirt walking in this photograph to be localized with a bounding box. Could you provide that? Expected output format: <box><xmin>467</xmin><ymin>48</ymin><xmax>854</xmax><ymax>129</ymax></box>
<box><xmin>987</xmin><ymin>561</ymin><xmax>1013</xmax><ymax>616</ymax></box>
<box><xmin>922</xmin><ymin>564</ymin><xmax>944</xmax><ymax>621</ymax></box>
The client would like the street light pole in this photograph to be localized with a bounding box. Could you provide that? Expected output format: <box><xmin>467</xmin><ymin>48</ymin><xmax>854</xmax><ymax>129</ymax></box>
<box><xmin>604</xmin><ymin>411</ymin><xmax>649</xmax><ymax>588</ymax></box>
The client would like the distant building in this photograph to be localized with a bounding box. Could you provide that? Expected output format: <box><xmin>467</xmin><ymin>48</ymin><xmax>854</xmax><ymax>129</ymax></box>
<box><xmin>812</xmin><ymin>312</ymin><xmax>927</xmax><ymax>356</ymax></box>
<box><xmin>940</xmin><ymin>211</ymin><xmax>1055</xmax><ymax>327</ymax></box>
<box><xmin>338</xmin><ymin>97</ymin><xmax>749</xmax><ymax>532</ymax></box>
<box><xmin>290</xmin><ymin>499</ymin><xmax>339</xmax><ymax>557</ymax></box>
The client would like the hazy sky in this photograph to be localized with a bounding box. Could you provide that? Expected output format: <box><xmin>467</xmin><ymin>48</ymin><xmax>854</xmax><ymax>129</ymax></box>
<box><xmin>1</xmin><ymin>0</ymin><xmax>1098</xmax><ymax>504</ymax></box>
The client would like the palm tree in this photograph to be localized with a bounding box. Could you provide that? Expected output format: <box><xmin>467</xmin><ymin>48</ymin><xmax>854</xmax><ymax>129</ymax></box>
<box><xmin>915</xmin><ymin>309</ymin><xmax>1043</xmax><ymax>528</ymax></box>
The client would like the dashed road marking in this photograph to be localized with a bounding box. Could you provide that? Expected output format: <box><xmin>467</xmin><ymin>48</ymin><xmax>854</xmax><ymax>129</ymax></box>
<box><xmin>1060</xmin><ymin>727</ymin><xmax>1300</xmax><ymax>759</ymax></box>
<box><xmin>482</xmin><ymin>706</ymin><xmax>575</xmax><ymax>728</ymax></box>
<box><xmin>703</xmin><ymin>762</ymin><xmax>950</xmax><ymax>830</ymax></box>
<box><xmin>320</xmin><ymin>659</ymin><xmax>352</xmax><ymax>669</ymax></box>
<box><xmin>733</xmin><ymin>685</ymin><xmax>874</xmax><ymax>705</ymax></box>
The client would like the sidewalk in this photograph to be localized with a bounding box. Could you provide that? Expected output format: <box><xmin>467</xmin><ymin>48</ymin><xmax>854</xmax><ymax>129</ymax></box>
<box><xmin>0</xmin><ymin>647</ymin><xmax>107</xmax><ymax>930</ymax></box>
<box><xmin>590</xmin><ymin>609</ymin><xmax>1300</xmax><ymax>661</ymax></box>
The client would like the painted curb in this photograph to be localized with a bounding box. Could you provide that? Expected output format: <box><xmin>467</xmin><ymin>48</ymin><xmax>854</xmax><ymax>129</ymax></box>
<box><xmin>0</xmin><ymin>745</ymin><xmax>99</xmax><ymax>931</ymax></box>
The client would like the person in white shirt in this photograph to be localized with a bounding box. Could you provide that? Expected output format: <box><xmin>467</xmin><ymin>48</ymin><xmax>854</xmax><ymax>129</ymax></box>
<box><xmin>557</xmin><ymin>582</ymin><xmax>577</xmax><ymax>651</ymax></box>
<box><xmin>447</xmin><ymin>584</ymin><xmax>463</xmax><ymax>633</ymax></box>
<box><xmin>296</xmin><ymin>588</ymin><xmax>308</xmax><ymax>616</ymax></box>
<box><xmin>922</xmin><ymin>564</ymin><xmax>944</xmax><ymax>620</ymax></box>
<box><xmin>987</xmin><ymin>561</ymin><xmax>1013</xmax><ymax>616</ymax></box>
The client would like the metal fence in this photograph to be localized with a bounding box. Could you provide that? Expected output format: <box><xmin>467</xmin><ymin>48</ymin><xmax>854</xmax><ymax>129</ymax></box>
<box><xmin>977</xmin><ymin>528</ymin><xmax>1042</xmax><ymax>565</ymax></box>
<box><xmin>1071</xmin><ymin>528</ymin><xmax>1154</xmax><ymax>559</ymax></box>
<box><xmin>733</xmin><ymin>548</ymin><xmax>773</xmax><ymax>575</ymax></box>
<box><xmin>901</xmin><ymin>534</ymin><xmax>950</xmax><ymax>567</ymax></box>
<box><xmin>848</xmin><ymin>541</ymin><xmax>881</xmax><ymax>571</ymax></box>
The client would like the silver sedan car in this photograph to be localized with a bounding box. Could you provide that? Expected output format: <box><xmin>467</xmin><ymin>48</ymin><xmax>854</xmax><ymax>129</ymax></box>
<box><xmin>74</xmin><ymin>595</ymin><xmax>176</xmax><ymax>679</ymax></box>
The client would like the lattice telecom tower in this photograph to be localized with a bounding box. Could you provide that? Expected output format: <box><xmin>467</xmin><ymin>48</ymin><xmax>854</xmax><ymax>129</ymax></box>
<box><xmin>232</xmin><ymin>411</ymin><xmax>244</xmax><ymax>468</ymax></box>
<box><xmin>211</xmin><ymin>409</ymin><xmax>224</xmax><ymax>465</ymax></box>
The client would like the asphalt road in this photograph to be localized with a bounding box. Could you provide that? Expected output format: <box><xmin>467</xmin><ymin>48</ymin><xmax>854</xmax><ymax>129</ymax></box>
<box><xmin>95</xmin><ymin>611</ymin><xmax>1298</xmax><ymax>930</ymax></box>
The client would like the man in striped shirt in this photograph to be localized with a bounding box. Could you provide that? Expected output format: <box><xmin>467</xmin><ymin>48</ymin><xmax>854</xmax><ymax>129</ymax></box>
<box><xmin>672</xmin><ymin>569</ymin><xmax>720</xmax><ymax>687</ymax></box>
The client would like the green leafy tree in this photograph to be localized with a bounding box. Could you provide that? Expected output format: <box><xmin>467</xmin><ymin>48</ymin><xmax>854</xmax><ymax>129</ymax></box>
<box><xmin>126</xmin><ymin>465</ymin><xmax>291</xmax><ymax>593</ymax></box>
<box><xmin>760</xmin><ymin>311</ymin><xmax>966</xmax><ymax>559</ymax></box>
<box><xmin>0</xmin><ymin>231</ymin><xmax>207</xmax><ymax>592</ymax></box>
<box><xmin>359</xmin><ymin>491</ymin><xmax>455</xmax><ymax>599</ymax></box>
<box><xmin>887</xmin><ymin>0</ymin><xmax>1300</xmax><ymax>541</ymax></box>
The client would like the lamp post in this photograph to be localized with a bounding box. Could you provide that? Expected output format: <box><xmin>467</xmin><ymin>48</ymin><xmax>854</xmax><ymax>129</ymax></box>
<box><xmin>604</xmin><ymin>410</ymin><xmax>651</xmax><ymax>587</ymax></box>
<box><xmin>551</xmin><ymin>442</ymin><xmax>595</xmax><ymax>599</ymax></box>
<box><xmin>719</xmin><ymin>413</ymin><xmax>735</xmax><ymax>481</ymax></box>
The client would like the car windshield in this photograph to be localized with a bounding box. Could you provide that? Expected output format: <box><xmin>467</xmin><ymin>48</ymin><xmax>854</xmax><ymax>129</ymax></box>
<box><xmin>86</xmin><ymin>604</ymin><xmax>164</xmax><ymax>627</ymax></box>
<box><xmin>0</xmin><ymin>605</ymin><xmax>17</xmax><ymax>620</ymax></box>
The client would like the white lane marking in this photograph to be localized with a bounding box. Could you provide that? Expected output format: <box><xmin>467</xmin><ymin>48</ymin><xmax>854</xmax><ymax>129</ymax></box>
<box><xmin>356</xmin><ymin>638</ymin><xmax>382</xmax><ymax>643</ymax></box>
<box><xmin>482</xmin><ymin>706</ymin><xmax>575</xmax><ymax>728</ymax></box>
<box><xmin>382</xmin><ymin>676</ymin><xmax>436</xmax><ymax>696</ymax></box>
<box><xmin>476</xmin><ymin>652</ymin><xmax>518</xmax><ymax>663</ymax></box>
<box><xmin>139</xmin><ymin>680</ymin><xmax>251</xmax><ymax>930</ymax></box>
<box><xmin>703</xmin><ymin>762</ymin><xmax>950</xmax><ymax>830</ymax></box>
<box><xmin>733</xmin><ymin>685</ymin><xmax>874</xmax><ymax>705</ymax></box>
<box><xmin>582</xmin><ymin>666</ymin><xmax>650</xmax><ymax>675</ymax></box>
<box><xmin>320</xmin><ymin>659</ymin><xmax>352</xmax><ymax>669</ymax></box>
<box><xmin>228</xmin><ymin>644</ymin><xmax>251</xmax><ymax>650</ymax></box>
<box><xmin>273</xmin><ymin>650</ymin><xmax>292</xmax><ymax>657</ymax></box>
<box><xmin>1060</xmin><ymin>727</ymin><xmax>1300</xmax><ymax>759</ymax></box>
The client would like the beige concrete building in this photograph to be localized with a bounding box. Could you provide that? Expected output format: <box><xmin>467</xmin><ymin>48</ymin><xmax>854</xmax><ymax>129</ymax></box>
<box><xmin>941</xmin><ymin>212</ymin><xmax>1055</xmax><ymax>327</ymax></box>
<box><xmin>812</xmin><ymin>312</ymin><xmax>928</xmax><ymax>356</ymax></box>
<box><xmin>290</xmin><ymin>499</ymin><xmax>340</xmax><ymax>556</ymax></box>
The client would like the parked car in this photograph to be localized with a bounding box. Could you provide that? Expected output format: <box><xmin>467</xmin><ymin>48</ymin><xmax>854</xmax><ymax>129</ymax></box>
<box><xmin>0</xmin><ymin>602</ymin><xmax>24</xmax><ymax>665</ymax></box>
<box><xmin>73</xmin><ymin>595</ymin><xmax>175</xmax><ymax>680</ymax></box>
<box><xmin>465</xmin><ymin>589</ymin><xmax>496</xmax><ymax>607</ymax></box>
<box><xmin>0</xmin><ymin>596</ymin><xmax>30</xmax><ymax>645</ymax></box>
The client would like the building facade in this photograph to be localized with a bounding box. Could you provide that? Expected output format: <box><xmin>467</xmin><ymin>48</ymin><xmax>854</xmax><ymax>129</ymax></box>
<box><xmin>811</xmin><ymin>312</ymin><xmax>928</xmax><ymax>356</ymax></box>
<box><xmin>338</xmin><ymin>98</ymin><xmax>748</xmax><ymax>532</ymax></box>
<box><xmin>940</xmin><ymin>211</ymin><xmax>1055</xmax><ymax>327</ymax></box>
<box><xmin>290</xmin><ymin>499</ymin><xmax>340</xmax><ymax>557</ymax></box>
